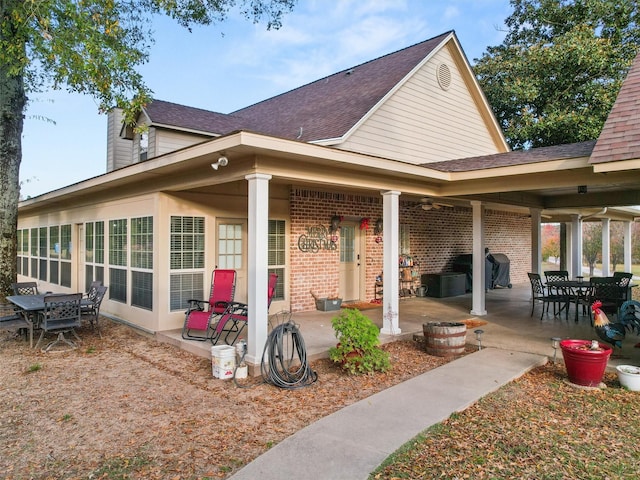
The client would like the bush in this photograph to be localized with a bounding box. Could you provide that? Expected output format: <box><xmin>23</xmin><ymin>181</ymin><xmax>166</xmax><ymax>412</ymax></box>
<box><xmin>328</xmin><ymin>308</ymin><xmax>391</xmax><ymax>374</ymax></box>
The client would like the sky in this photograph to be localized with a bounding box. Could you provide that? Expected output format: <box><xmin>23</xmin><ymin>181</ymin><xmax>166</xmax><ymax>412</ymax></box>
<box><xmin>20</xmin><ymin>0</ymin><xmax>513</xmax><ymax>199</ymax></box>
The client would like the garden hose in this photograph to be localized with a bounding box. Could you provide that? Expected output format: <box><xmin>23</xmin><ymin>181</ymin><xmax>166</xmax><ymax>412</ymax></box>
<box><xmin>260</xmin><ymin>321</ymin><xmax>318</xmax><ymax>389</ymax></box>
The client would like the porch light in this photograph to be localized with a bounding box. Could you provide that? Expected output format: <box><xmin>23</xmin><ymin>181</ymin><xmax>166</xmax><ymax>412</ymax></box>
<box><xmin>211</xmin><ymin>156</ymin><xmax>228</xmax><ymax>170</ymax></box>
<box><xmin>551</xmin><ymin>337</ymin><xmax>561</xmax><ymax>364</ymax></box>
<box><xmin>474</xmin><ymin>329</ymin><xmax>484</xmax><ymax>350</ymax></box>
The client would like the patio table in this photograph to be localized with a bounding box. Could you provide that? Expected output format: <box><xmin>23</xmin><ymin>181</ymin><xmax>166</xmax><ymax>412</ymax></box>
<box><xmin>546</xmin><ymin>280</ymin><xmax>592</xmax><ymax>323</ymax></box>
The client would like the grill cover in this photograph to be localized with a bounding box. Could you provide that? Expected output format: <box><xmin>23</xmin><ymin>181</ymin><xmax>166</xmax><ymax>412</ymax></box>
<box><xmin>487</xmin><ymin>253</ymin><xmax>511</xmax><ymax>289</ymax></box>
<box><xmin>452</xmin><ymin>253</ymin><xmax>511</xmax><ymax>290</ymax></box>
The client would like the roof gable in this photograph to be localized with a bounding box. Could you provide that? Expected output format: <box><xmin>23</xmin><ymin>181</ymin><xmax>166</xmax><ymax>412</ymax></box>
<box><xmin>590</xmin><ymin>52</ymin><xmax>640</xmax><ymax>164</ymax></box>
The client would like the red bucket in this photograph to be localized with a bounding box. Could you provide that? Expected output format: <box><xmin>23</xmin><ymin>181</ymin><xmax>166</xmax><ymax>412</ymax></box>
<box><xmin>560</xmin><ymin>339</ymin><xmax>612</xmax><ymax>387</ymax></box>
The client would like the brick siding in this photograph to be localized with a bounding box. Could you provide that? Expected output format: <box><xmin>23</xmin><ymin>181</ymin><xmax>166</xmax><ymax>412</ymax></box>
<box><xmin>290</xmin><ymin>187</ymin><xmax>531</xmax><ymax>312</ymax></box>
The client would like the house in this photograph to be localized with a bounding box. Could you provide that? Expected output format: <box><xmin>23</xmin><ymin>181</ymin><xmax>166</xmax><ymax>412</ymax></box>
<box><xmin>16</xmin><ymin>31</ymin><xmax>640</xmax><ymax>366</ymax></box>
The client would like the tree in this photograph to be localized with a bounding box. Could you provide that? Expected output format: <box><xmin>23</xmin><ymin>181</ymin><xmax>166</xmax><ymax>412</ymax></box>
<box><xmin>0</xmin><ymin>0</ymin><xmax>295</xmax><ymax>300</ymax></box>
<box><xmin>582</xmin><ymin>222</ymin><xmax>602</xmax><ymax>276</ymax></box>
<box><xmin>609</xmin><ymin>221</ymin><xmax>624</xmax><ymax>271</ymax></box>
<box><xmin>474</xmin><ymin>0</ymin><xmax>640</xmax><ymax>149</ymax></box>
<box><xmin>541</xmin><ymin>223</ymin><xmax>560</xmax><ymax>263</ymax></box>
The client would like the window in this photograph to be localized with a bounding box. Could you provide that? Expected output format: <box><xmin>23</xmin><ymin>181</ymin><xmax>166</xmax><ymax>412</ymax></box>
<box><xmin>49</xmin><ymin>226</ymin><xmax>59</xmax><ymax>285</ymax></box>
<box><xmin>169</xmin><ymin>216</ymin><xmax>205</xmax><ymax>311</ymax></box>
<box><xmin>139</xmin><ymin>131</ymin><xmax>149</xmax><ymax>161</ymax></box>
<box><xmin>60</xmin><ymin>225</ymin><xmax>71</xmax><ymax>287</ymax></box>
<box><xmin>38</xmin><ymin>226</ymin><xmax>47</xmax><ymax>281</ymax></box>
<box><xmin>109</xmin><ymin>219</ymin><xmax>127</xmax><ymax>302</ymax></box>
<box><xmin>217</xmin><ymin>223</ymin><xmax>242</xmax><ymax>269</ymax></box>
<box><xmin>399</xmin><ymin>224</ymin><xmax>410</xmax><ymax>255</ymax></box>
<box><xmin>30</xmin><ymin>227</ymin><xmax>38</xmax><ymax>279</ymax></box>
<box><xmin>268</xmin><ymin>220</ymin><xmax>286</xmax><ymax>301</ymax></box>
<box><xmin>85</xmin><ymin>221</ymin><xmax>105</xmax><ymax>291</ymax></box>
<box><xmin>131</xmin><ymin>217</ymin><xmax>153</xmax><ymax>310</ymax></box>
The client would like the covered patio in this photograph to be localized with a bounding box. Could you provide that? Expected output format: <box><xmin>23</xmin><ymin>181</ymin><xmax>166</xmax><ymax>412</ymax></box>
<box><xmin>156</xmin><ymin>281</ymin><xmax>640</xmax><ymax>372</ymax></box>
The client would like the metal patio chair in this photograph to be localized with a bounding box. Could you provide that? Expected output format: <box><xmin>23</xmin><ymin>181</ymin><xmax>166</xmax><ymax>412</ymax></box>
<box><xmin>182</xmin><ymin>269</ymin><xmax>237</xmax><ymax>341</ymax></box>
<box><xmin>11</xmin><ymin>281</ymin><xmax>40</xmax><ymax>296</ymax></box>
<box><xmin>81</xmin><ymin>285</ymin><xmax>108</xmax><ymax>338</ymax></box>
<box><xmin>35</xmin><ymin>293</ymin><xmax>83</xmax><ymax>352</ymax></box>
<box><xmin>528</xmin><ymin>273</ymin><xmax>565</xmax><ymax>320</ymax></box>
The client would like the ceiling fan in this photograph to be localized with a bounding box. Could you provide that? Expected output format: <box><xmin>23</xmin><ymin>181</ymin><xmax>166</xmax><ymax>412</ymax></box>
<box><xmin>415</xmin><ymin>197</ymin><xmax>454</xmax><ymax>211</ymax></box>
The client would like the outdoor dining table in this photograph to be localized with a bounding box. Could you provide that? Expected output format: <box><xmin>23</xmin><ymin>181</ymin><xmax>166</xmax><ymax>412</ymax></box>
<box><xmin>546</xmin><ymin>280</ymin><xmax>592</xmax><ymax>323</ymax></box>
<box><xmin>6</xmin><ymin>293</ymin><xmax>91</xmax><ymax>329</ymax></box>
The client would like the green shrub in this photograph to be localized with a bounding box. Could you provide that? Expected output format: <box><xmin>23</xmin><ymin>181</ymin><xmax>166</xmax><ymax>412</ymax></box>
<box><xmin>328</xmin><ymin>308</ymin><xmax>390</xmax><ymax>374</ymax></box>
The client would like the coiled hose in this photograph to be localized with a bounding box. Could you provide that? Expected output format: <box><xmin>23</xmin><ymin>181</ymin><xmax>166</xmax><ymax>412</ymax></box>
<box><xmin>259</xmin><ymin>321</ymin><xmax>318</xmax><ymax>389</ymax></box>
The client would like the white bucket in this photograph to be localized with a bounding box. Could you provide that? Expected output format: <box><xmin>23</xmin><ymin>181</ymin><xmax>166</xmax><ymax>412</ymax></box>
<box><xmin>211</xmin><ymin>345</ymin><xmax>236</xmax><ymax>379</ymax></box>
<box><xmin>235</xmin><ymin>364</ymin><xmax>248</xmax><ymax>379</ymax></box>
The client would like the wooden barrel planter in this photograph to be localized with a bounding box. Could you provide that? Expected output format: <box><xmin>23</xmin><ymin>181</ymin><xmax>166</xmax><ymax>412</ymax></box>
<box><xmin>423</xmin><ymin>322</ymin><xmax>467</xmax><ymax>357</ymax></box>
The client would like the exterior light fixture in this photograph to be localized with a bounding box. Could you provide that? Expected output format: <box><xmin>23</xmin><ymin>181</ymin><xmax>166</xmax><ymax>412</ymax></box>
<box><xmin>211</xmin><ymin>156</ymin><xmax>228</xmax><ymax>170</ymax></box>
<box><xmin>474</xmin><ymin>329</ymin><xmax>484</xmax><ymax>350</ymax></box>
<box><xmin>577</xmin><ymin>185</ymin><xmax>587</xmax><ymax>194</ymax></box>
<box><xmin>551</xmin><ymin>337</ymin><xmax>561</xmax><ymax>364</ymax></box>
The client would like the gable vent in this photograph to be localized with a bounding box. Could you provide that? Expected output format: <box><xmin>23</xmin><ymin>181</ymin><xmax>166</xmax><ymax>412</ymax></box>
<box><xmin>437</xmin><ymin>63</ymin><xmax>451</xmax><ymax>90</ymax></box>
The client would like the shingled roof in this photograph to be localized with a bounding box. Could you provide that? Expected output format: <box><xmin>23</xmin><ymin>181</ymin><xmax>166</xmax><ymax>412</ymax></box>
<box><xmin>424</xmin><ymin>140</ymin><xmax>596</xmax><ymax>172</ymax></box>
<box><xmin>590</xmin><ymin>52</ymin><xmax>640</xmax><ymax>164</ymax></box>
<box><xmin>142</xmin><ymin>32</ymin><xmax>452</xmax><ymax>142</ymax></box>
<box><xmin>143</xmin><ymin>100</ymin><xmax>251</xmax><ymax>136</ymax></box>
<box><xmin>232</xmin><ymin>32</ymin><xmax>452</xmax><ymax>142</ymax></box>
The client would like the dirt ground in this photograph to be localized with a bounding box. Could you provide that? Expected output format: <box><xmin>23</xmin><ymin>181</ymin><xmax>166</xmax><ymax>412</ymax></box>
<box><xmin>0</xmin><ymin>316</ymin><xmax>462</xmax><ymax>479</ymax></box>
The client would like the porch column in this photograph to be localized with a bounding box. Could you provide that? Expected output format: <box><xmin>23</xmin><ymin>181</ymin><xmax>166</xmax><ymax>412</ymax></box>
<box><xmin>470</xmin><ymin>201</ymin><xmax>486</xmax><ymax>316</ymax></box>
<box><xmin>623</xmin><ymin>221</ymin><xmax>632</xmax><ymax>272</ymax></box>
<box><xmin>245</xmin><ymin>173</ymin><xmax>271</xmax><ymax>365</ymax></box>
<box><xmin>529</xmin><ymin>208</ymin><xmax>542</xmax><ymax>274</ymax></box>
<box><xmin>601</xmin><ymin>218</ymin><xmax>611</xmax><ymax>276</ymax></box>
<box><xmin>381</xmin><ymin>190</ymin><xmax>400</xmax><ymax>335</ymax></box>
<box><xmin>564</xmin><ymin>223</ymin><xmax>573</xmax><ymax>276</ymax></box>
<box><xmin>570</xmin><ymin>215</ymin><xmax>582</xmax><ymax>278</ymax></box>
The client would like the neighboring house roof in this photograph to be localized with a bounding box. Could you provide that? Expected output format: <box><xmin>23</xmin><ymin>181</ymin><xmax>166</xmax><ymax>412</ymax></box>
<box><xmin>141</xmin><ymin>32</ymin><xmax>453</xmax><ymax>142</ymax></box>
<box><xmin>591</xmin><ymin>51</ymin><xmax>640</xmax><ymax>164</ymax></box>
<box><xmin>426</xmin><ymin>141</ymin><xmax>596</xmax><ymax>172</ymax></box>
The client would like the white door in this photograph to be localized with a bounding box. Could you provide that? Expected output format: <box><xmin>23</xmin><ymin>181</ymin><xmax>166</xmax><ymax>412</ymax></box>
<box><xmin>339</xmin><ymin>223</ymin><xmax>362</xmax><ymax>302</ymax></box>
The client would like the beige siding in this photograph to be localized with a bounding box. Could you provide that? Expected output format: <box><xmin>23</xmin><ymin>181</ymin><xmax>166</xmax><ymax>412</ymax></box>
<box><xmin>106</xmin><ymin>109</ymin><xmax>133</xmax><ymax>172</ymax></box>
<box><xmin>155</xmin><ymin>129</ymin><xmax>209</xmax><ymax>157</ymax></box>
<box><xmin>338</xmin><ymin>46</ymin><xmax>500</xmax><ymax>163</ymax></box>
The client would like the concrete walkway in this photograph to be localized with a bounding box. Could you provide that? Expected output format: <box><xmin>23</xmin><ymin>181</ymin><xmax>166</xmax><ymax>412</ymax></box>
<box><xmin>228</xmin><ymin>348</ymin><xmax>547</xmax><ymax>480</ymax></box>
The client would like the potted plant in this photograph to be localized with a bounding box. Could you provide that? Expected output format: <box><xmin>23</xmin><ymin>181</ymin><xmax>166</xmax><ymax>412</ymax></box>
<box><xmin>328</xmin><ymin>308</ymin><xmax>391</xmax><ymax>374</ymax></box>
<box><xmin>560</xmin><ymin>339</ymin><xmax>612</xmax><ymax>387</ymax></box>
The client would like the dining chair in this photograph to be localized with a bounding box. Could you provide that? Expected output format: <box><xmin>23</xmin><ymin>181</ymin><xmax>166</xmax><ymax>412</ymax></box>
<box><xmin>11</xmin><ymin>282</ymin><xmax>39</xmax><ymax>296</ymax></box>
<box><xmin>35</xmin><ymin>293</ymin><xmax>83</xmax><ymax>352</ymax></box>
<box><xmin>613</xmin><ymin>272</ymin><xmax>634</xmax><ymax>302</ymax></box>
<box><xmin>543</xmin><ymin>270</ymin><xmax>570</xmax><ymax>317</ymax></box>
<box><xmin>81</xmin><ymin>286</ymin><xmax>108</xmax><ymax>338</ymax></box>
<box><xmin>528</xmin><ymin>273</ymin><xmax>564</xmax><ymax>320</ymax></box>
<box><xmin>589</xmin><ymin>277</ymin><xmax>624</xmax><ymax>320</ymax></box>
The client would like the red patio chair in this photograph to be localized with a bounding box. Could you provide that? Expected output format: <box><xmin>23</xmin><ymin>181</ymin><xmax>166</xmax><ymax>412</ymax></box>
<box><xmin>182</xmin><ymin>269</ymin><xmax>237</xmax><ymax>341</ymax></box>
<box><xmin>211</xmin><ymin>273</ymin><xmax>278</xmax><ymax>345</ymax></box>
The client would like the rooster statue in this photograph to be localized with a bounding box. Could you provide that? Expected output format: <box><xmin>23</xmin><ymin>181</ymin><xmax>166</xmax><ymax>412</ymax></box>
<box><xmin>592</xmin><ymin>300</ymin><xmax>625</xmax><ymax>350</ymax></box>
<box><xmin>619</xmin><ymin>300</ymin><xmax>640</xmax><ymax>335</ymax></box>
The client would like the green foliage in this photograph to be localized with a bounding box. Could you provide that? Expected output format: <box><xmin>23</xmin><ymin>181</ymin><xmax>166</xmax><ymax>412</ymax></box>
<box><xmin>583</xmin><ymin>222</ymin><xmax>603</xmax><ymax>275</ymax></box>
<box><xmin>27</xmin><ymin>362</ymin><xmax>42</xmax><ymax>372</ymax></box>
<box><xmin>0</xmin><ymin>0</ymin><xmax>296</xmax><ymax>298</ymax></box>
<box><xmin>328</xmin><ymin>308</ymin><xmax>390</xmax><ymax>375</ymax></box>
<box><xmin>475</xmin><ymin>0</ymin><xmax>640</xmax><ymax>149</ymax></box>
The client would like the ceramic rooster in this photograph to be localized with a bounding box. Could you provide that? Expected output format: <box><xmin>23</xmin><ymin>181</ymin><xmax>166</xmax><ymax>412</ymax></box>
<box><xmin>592</xmin><ymin>300</ymin><xmax>625</xmax><ymax>349</ymax></box>
<box><xmin>619</xmin><ymin>300</ymin><xmax>640</xmax><ymax>348</ymax></box>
